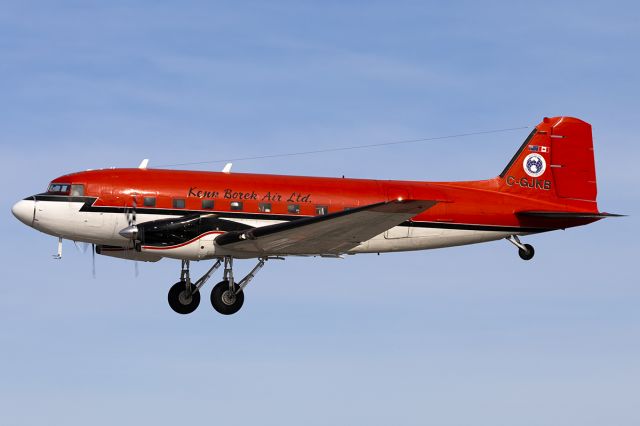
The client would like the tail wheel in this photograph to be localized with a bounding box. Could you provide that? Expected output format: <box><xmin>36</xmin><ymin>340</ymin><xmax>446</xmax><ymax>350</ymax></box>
<box><xmin>168</xmin><ymin>281</ymin><xmax>200</xmax><ymax>314</ymax></box>
<box><xmin>211</xmin><ymin>280</ymin><xmax>244</xmax><ymax>315</ymax></box>
<box><xmin>518</xmin><ymin>244</ymin><xmax>535</xmax><ymax>261</ymax></box>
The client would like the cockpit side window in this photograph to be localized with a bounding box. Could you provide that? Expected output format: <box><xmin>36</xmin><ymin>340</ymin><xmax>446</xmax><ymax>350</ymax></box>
<box><xmin>70</xmin><ymin>184</ymin><xmax>84</xmax><ymax>196</ymax></box>
<box><xmin>47</xmin><ymin>183</ymin><xmax>70</xmax><ymax>194</ymax></box>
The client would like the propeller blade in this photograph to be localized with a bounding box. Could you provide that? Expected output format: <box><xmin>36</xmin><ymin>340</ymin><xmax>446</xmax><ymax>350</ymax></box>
<box><xmin>72</xmin><ymin>241</ymin><xmax>90</xmax><ymax>253</ymax></box>
<box><xmin>92</xmin><ymin>244</ymin><xmax>96</xmax><ymax>278</ymax></box>
<box><xmin>121</xmin><ymin>196</ymin><xmax>139</xmax><ymax>239</ymax></box>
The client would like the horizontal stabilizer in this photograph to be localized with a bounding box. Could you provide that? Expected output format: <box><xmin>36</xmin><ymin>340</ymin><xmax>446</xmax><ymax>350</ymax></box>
<box><xmin>516</xmin><ymin>211</ymin><xmax>624</xmax><ymax>219</ymax></box>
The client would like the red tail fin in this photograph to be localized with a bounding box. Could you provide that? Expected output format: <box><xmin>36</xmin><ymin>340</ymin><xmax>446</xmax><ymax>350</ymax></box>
<box><xmin>498</xmin><ymin>116</ymin><xmax>597</xmax><ymax>207</ymax></box>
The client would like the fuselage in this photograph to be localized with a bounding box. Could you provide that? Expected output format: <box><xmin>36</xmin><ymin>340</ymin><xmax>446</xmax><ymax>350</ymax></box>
<box><xmin>11</xmin><ymin>167</ymin><xmax>599</xmax><ymax>261</ymax></box>
<box><xmin>9</xmin><ymin>116</ymin><xmax>612</xmax><ymax>316</ymax></box>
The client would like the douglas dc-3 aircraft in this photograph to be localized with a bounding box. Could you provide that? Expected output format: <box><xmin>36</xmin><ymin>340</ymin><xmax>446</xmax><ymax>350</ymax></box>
<box><xmin>11</xmin><ymin>116</ymin><xmax>617</xmax><ymax>315</ymax></box>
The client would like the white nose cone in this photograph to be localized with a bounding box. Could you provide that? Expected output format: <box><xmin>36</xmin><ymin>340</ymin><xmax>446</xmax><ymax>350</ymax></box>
<box><xmin>11</xmin><ymin>199</ymin><xmax>35</xmax><ymax>226</ymax></box>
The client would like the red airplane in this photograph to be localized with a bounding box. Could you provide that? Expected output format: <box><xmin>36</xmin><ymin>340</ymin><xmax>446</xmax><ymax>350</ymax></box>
<box><xmin>11</xmin><ymin>116</ymin><xmax>617</xmax><ymax>315</ymax></box>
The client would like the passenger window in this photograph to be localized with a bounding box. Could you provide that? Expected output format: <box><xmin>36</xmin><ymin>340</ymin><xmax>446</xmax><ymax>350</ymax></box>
<box><xmin>143</xmin><ymin>197</ymin><xmax>156</xmax><ymax>207</ymax></box>
<box><xmin>70</xmin><ymin>184</ymin><xmax>84</xmax><ymax>196</ymax></box>
<box><xmin>315</xmin><ymin>205</ymin><xmax>328</xmax><ymax>215</ymax></box>
<box><xmin>230</xmin><ymin>201</ymin><xmax>243</xmax><ymax>211</ymax></box>
<box><xmin>173</xmin><ymin>199</ymin><xmax>185</xmax><ymax>209</ymax></box>
<box><xmin>288</xmin><ymin>204</ymin><xmax>300</xmax><ymax>214</ymax></box>
<box><xmin>259</xmin><ymin>202</ymin><xmax>272</xmax><ymax>213</ymax></box>
<box><xmin>202</xmin><ymin>199</ymin><xmax>214</xmax><ymax>209</ymax></box>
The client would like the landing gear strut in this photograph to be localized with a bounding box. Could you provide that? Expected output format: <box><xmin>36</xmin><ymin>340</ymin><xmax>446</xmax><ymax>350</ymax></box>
<box><xmin>167</xmin><ymin>257</ymin><xmax>268</xmax><ymax>315</ymax></box>
<box><xmin>507</xmin><ymin>235</ymin><xmax>535</xmax><ymax>261</ymax></box>
<box><xmin>167</xmin><ymin>259</ymin><xmax>222</xmax><ymax>314</ymax></box>
<box><xmin>210</xmin><ymin>257</ymin><xmax>267</xmax><ymax>315</ymax></box>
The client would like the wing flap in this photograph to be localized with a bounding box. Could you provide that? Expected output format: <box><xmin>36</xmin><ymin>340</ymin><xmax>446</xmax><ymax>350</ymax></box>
<box><xmin>215</xmin><ymin>199</ymin><xmax>436</xmax><ymax>255</ymax></box>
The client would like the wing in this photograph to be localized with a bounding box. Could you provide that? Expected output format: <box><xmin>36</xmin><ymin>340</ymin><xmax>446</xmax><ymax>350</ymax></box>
<box><xmin>215</xmin><ymin>199</ymin><xmax>436</xmax><ymax>256</ymax></box>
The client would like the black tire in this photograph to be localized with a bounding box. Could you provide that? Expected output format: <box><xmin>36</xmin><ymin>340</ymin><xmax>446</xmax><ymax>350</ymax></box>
<box><xmin>518</xmin><ymin>244</ymin><xmax>535</xmax><ymax>261</ymax></box>
<box><xmin>168</xmin><ymin>281</ymin><xmax>200</xmax><ymax>314</ymax></box>
<box><xmin>210</xmin><ymin>280</ymin><xmax>244</xmax><ymax>315</ymax></box>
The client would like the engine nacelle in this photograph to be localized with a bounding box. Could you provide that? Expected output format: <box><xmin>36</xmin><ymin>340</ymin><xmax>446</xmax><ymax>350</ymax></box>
<box><xmin>133</xmin><ymin>214</ymin><xmax>253</xmax><ymax>260</ymax></box>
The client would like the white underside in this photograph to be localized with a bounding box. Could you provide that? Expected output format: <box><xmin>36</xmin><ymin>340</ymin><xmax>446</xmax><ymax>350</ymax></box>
<box><xmin>20</xmin><ymin>200</ymin><xmax>518</xmax><ymax>260</ymax></box>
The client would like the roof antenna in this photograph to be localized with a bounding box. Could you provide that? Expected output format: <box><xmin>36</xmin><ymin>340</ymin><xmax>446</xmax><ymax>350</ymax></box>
<box><xmin>222</xmin><ymin>163</ymin><xmax>233</xmax><ymax>174</ymax></box>
<box><xmin>138</xmin><ymin>159</ymin><xmax>149</xmax><ymax>169</ymax></box>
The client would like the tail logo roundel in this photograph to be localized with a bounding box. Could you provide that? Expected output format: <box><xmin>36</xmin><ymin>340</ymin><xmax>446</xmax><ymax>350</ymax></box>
<box><xmin>523</xmin><ymin>153</ymin><xmax>546</xmax><ymax>177</ymax></box>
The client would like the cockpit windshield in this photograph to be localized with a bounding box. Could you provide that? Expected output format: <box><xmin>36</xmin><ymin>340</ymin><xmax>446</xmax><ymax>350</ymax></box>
<box><xmin>47</xmin><ymin>183</ymin><xmax>71</xmax><ymax>194</ymax></box>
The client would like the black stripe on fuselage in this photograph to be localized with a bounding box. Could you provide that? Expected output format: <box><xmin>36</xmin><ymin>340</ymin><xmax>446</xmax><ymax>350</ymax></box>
<box><xmin>28</xmin><ymin>194</ymin><xmax>552</xmax><ymax>233</ymax></box>
<box><xmin>28</xmin><ymin>194</ymin><xmax>98</xmax><ymax>203</ymax></box>
<box><xmin>408</xmin><ymin>221</ymin><xmax>550</xmax><ymax>233</ymax></box>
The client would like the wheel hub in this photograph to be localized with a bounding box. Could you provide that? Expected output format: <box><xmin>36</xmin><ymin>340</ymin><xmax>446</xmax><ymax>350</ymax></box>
<box><xmin>178</xmin><ymin>291</ymin><xmax>193</xmax><ymax>305</ymax></box>
<box><xmin>221</xmin><ymin>290</ymin><xmax>236</xmax><ymax>305</ymax></box>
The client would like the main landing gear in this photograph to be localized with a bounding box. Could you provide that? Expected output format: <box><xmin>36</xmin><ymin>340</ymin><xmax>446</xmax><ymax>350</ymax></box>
<box><xmin>507</xmin><ymin>235</ymin><xmax>535</xmax><ymax>261</ymax></box>
<box><xmin>167</xmin><ymin>257</ymin><xmax>267</xmax><ymax>315</ymax></box>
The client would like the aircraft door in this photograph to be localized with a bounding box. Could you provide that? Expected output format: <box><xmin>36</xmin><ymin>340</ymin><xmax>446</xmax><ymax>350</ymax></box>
<box><xmin>384</xmin><ymin>222</ymin><xmax>411</xmax><ymax>239</ymax></box>
<box><xmin>384</xmin><ymin>185</ymin><xmax>411</xmax><ymax>239</ymax></box>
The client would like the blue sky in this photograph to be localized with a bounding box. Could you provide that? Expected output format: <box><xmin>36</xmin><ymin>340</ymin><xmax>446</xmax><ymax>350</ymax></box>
<box><xmin>1</xmin><ymin>1</ymin><xmax>638</xmax><ymax>425</ymax></box>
